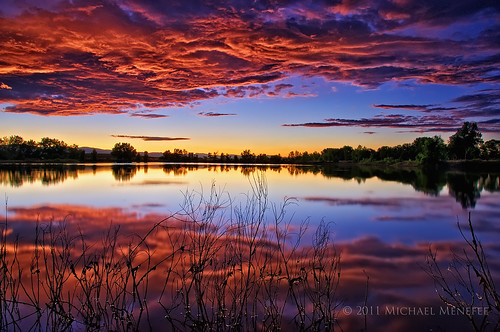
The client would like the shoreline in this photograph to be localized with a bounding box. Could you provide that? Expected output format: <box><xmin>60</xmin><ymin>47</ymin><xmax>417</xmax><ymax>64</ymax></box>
<box><xmin>1</xmin><ymin>159</ymin><xmax>499</xmax><ymax>172</ymax></box>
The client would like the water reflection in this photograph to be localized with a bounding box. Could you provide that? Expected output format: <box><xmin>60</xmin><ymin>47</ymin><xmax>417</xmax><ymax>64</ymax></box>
<box><xmin>447</xmin><ymin>173</ymin><xmax>482</xmax><ymax>208</ymax></box>
<box><xmin>1</xmin><ymin>164</ymin><xmax>499</xmax><ymax>209</ymax></box>
<box><xmin>319</xmin><ymin>165</ymin><xmax>448</xmax><ymax>196</ymax></box>
<box><xmin>0</xmin><ymin>164</ymin><xmax>84</xmax><ymax>186</ymax></box>
<box><xmin>111</xmin><ymin>164</ymin><xmax>138</xmax><ymax>181</ymax></box>
<box><xmin>4</xmin><ymin>203</ymin><xmax>498</xmax><ymax>331</ymax></box>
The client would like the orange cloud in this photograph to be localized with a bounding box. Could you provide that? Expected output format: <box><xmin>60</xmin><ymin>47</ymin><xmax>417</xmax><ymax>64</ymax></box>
<box><xmin>0</xmin><ymin>0</ymin><xmax>498</xmax><ymax>118</ymax></box>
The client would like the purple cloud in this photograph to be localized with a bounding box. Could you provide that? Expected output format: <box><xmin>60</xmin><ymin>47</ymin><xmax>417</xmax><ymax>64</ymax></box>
<box><xmin>0</xmin><ymin>0</ymin><xmax>498</xmax><ymax>118</ymax></box>
<box><xmin>111</xmin><ymin>135</ymin><xmax>190</xmax><ymax>141</ymax></box>
<box><xmin>198</xmin><ymin>112</ymin><xmax>237</xmax><ymax>117</ymax></box>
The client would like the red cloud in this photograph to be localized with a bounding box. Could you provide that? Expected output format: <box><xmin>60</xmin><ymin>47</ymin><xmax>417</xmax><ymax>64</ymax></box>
<box><xmin>0</xmin><ymin>0</ymin><xmax>498</xmax><ymax>118</ymax></box>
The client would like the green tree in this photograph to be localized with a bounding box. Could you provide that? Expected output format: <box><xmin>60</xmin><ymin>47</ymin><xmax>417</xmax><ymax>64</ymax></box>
<box><xmin>414</xmin><ymin>136</ymin><xmax>447</xmax><ymax>166</ymax></box>
<box><xmin>352</xmin><ymin>145</ymin><xmax>374</xmax><ymax>162</ymax></box>
<box><xmin>377</xmin><ymin>146</ymin><xmax>395</xmax><ymax>161</ymax></box>
<box><xmin>111</xmin><ymin>142</ymin><xmax>137</xmax><ymax>162</ymax></box>
<box><xmin>448</xmin><ymin>122</ymin><xmax>483</xmax><ymax>160</ymax></box>
<box><xmin>399</xmin><ymin>143</ymin><xmax>414</xmax><ymax>161</ymax></box>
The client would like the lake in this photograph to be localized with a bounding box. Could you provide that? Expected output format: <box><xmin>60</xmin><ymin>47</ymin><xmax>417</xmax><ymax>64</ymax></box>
<box><xmin>1</xmin><ymin>163</ymin><xmax>499</xmax><ymax>331</ymax></box>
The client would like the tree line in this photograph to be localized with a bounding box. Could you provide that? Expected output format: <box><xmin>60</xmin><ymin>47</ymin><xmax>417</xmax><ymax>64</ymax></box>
<box><xmin>158</xmin><ymin>122</ymin><xmax>499</xmax><ymax>165</ymax></box>
<box><xmin>1</xmin><ymin>122</ymin><xmax>499</xmax><ymax>164</ymax></box>
<box><xmin>0</xmin><ymin>136</ymin><xmax>85</xmax><ymax>161</ymax></box>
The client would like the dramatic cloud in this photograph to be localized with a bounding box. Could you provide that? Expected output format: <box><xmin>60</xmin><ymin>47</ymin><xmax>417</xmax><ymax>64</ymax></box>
<box><xmin>285</xmin><ymin>89</ymin><xmax>500</xmax><ymax>133</ymax></box>
<box><xmin>111</xmin><ymin>135</ymin><xmax>190</xmax><ymax>141</ymax></box>
<box><xmin>283</xmin><ymin>116</ymin><xmax>500</xmax><ymax>133</ymax></box>
<box><xmin>198</xmin><ymin>112</ymin><xmax>237</xmax><ymax>117</ymax></box>
<box><xmin>283</xmin><ymin>114</ymin><xmax>457</xmax><ymax>131</ymax></box>
<box><xmin>223</xmin><ymin>84</ymin><xmax>295</xmax><ymax>99</ymax></box>
<box><xmin>0</xmin><ymin>0</ymin><xmax>498</xmax><ymax>117</ymax></box>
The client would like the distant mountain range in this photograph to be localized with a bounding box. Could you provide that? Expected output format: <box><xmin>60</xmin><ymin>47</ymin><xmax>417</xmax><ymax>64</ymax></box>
<box><xmin>80</xmin><ymin>147</ymin><xmax>112</xmax><ymax>154</ymax></box>
<box><xmin>80</xmin><ymin>147</ymin><xmax>213</xmax><ymax>158</ymax></box>
<box><xmin>80</xmin><ymin>147</ymin><xmax>163</xmax><ymax>158</ymax></box>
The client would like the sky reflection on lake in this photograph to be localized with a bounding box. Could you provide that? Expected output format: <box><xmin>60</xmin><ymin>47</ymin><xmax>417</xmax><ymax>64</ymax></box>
<box><xmin>2</xmin><ymin>164</ymin><xmax>499</xmax><ymax>244</ymax></box>
<box><xmin>1</xmin><ymin>163</ymin><xmax>499</xmax><ymax>331</ymax></box>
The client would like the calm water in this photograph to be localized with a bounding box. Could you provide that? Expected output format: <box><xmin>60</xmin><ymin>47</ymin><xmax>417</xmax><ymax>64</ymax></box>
<box><xmin>1</xmin><ymin>163</ymin><xmax>499</xmax><ymax>331</ymax></box>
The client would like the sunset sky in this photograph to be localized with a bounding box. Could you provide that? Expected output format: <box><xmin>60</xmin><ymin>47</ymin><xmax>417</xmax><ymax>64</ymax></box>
<box><xmin>1</xmin><ymin>0</ymin><xmax>499</xmax><ymax>154</ymax></box>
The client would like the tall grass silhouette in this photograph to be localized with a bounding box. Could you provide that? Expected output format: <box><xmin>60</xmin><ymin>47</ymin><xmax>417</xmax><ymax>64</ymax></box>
<box><xmin>0</xmin><ymin>175</ymin><xmax>342</xmax><ymax>331</ymax></box>
<box><xmin>426</xmin><ymin>213</ymin><xmax>500</xmax><ymax>332</ymax></box>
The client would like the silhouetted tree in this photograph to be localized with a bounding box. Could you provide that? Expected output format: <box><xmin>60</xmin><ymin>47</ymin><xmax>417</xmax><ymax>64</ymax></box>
<box><xmin>111</xmin><ymin>142</ymin><xmax>137</xmax><ymax>162</ymax></box>
<box><xmin>240</xmin><ymin>149</ymin><xmax>255</xmax><ymax>163</ymax></box>
<box><xmin>161</xmin><ymin>148</ymin><xmax>190</xmax><ymax>162</ymax></box>
<box><xmin>1</xmin><ymin>135</ymin><xmax>24</xmax><ymax>159</ymax></box>
<box><xmin>255</xmin><ymin>153</ymin><xmax>269</xmax><ymax>163</ymax></box>
<box><xmin>208</xmin><ymin>151</ymin><xmax>219</xmax><ymax>162</ymax></box>
<box><xmin>480</xmin><ymin>139</ymin><xmax>500</xmax><ymax>160</ymax></box>
<box><xmin>20</xmin><ymin>140</ymin><xmax>38</xmax><ymax>159</ymax></box>
<box><xmin>79</xmin><ymin>150</ymin><xmax>86</xmax><ymax>162</ymax></box>
<box><xmin>6</xmin><ymin>135</ymin><xmax>23</xmax><ymax>145</ymax></box>
<box><xmin>448</xmin><ymin>122</ymin><xmax>483</xmax><ymax>160</ymax></box>
<box><xmin>38</xmin><ymin>137</ymin><xmax>69</xmax><ymax>159</ymax></box>
<box><xmin>91</xmin><ymin>149</ymin><xmax>98</xmax><ymax>162</ymax></box>
<box><xmin>1</xmin><ymin>136</ymin><xmax>85</xmax><ymax>160</ymax></box>
<box><xmin>162</xmin><ymin>149</ymin><xmax>172</xmax><ymax>161</ymax></box>
<box><xmin>269</xmin><ymin>154</ymin><xmax>282</xmax><ymax>163</ymax></box>
<box><xmin>68</xmin><ymin>144</ymin><xmax>81</xmax><ymax>160</ymax></box>
<box><xmin>341</xmin><ymin>145</ymin><xmax>354</xmax><ymax>161</ymax></box>
<box><xmin>143</xmin><ymin>151</ymin><xmax>149</xmax><ymax>163</ymax></box>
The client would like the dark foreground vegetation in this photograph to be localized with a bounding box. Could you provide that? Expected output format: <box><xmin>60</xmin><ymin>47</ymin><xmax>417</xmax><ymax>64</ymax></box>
<box><xmin>2</xmin><ymin>122</ymin><xmax>499</xmax><ymax>165</ymax></box>
<box><xmin>1</xmin><ymin>177</ymin><xmax>343</xmax><ymax>331</ymax></box>
<box><xmin>1</xmin><ymin>177</ymin><xmax>499</xmax><ymax>331</ymax></box>
<box><xmin>426</xmin><ymin>213</ymin><xmax>500</xmax><ymax>332</ymax></box>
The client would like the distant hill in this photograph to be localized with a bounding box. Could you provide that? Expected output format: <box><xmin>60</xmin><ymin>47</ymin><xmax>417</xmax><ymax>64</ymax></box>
<box><xmin>79</xmin><ymin>148</ymin><xmax>237</xmax><ymax>159</ymax></box>
<box><xmin>80</xmin><ymin>147</ymin><xmax>163</xmax><ymax>158</ymax></box>
<box><xmin>80</xmin><ymin>147</ymin><xmax>112</xmax><ymax>154</ymax></box>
